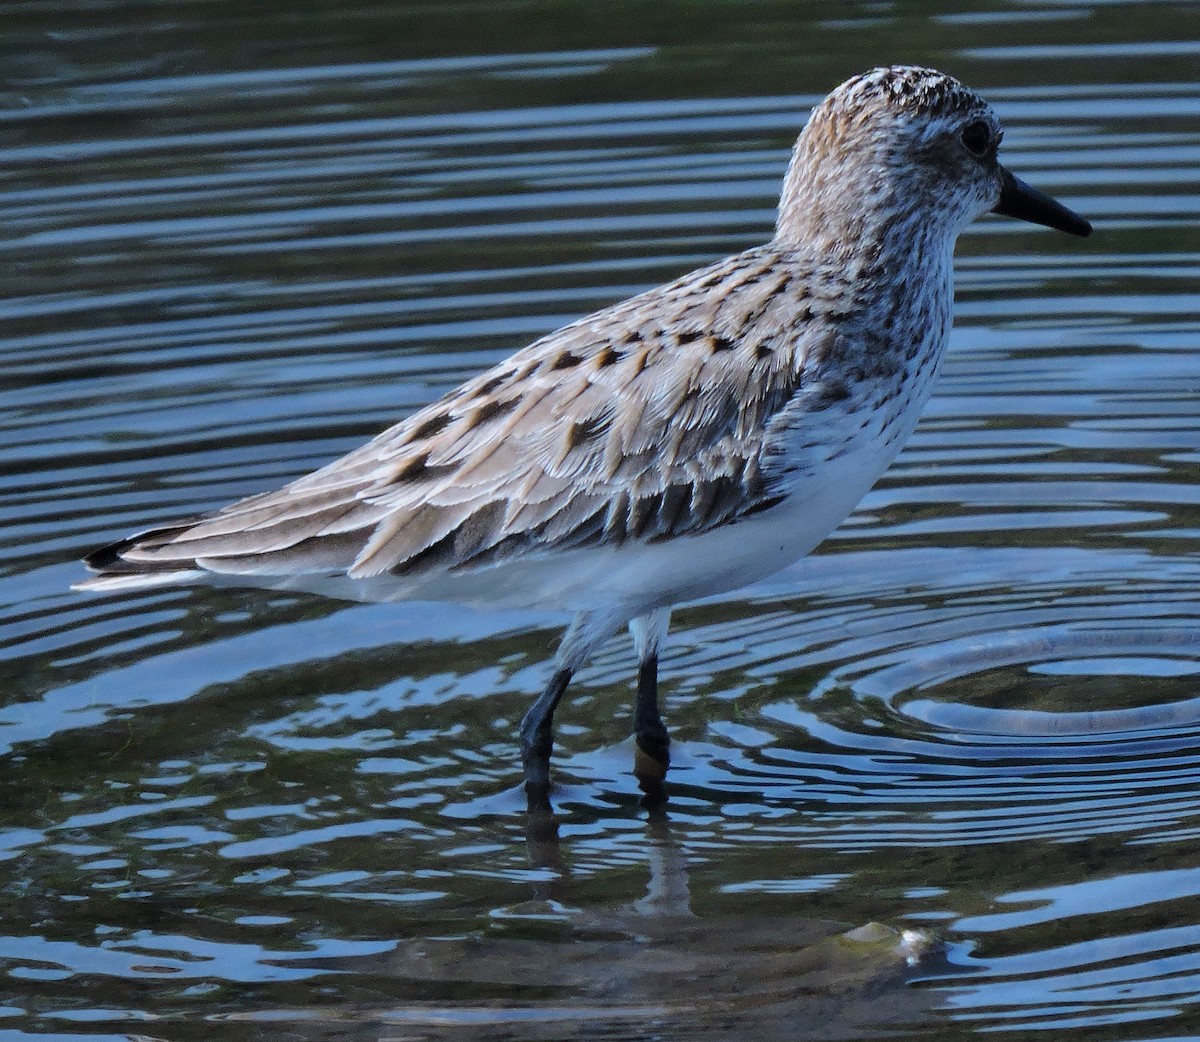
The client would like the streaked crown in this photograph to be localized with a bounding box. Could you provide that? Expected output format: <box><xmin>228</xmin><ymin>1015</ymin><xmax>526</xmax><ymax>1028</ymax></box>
<box><xmin>832</xmin><ymin>65</ymin><xmax>992</xmax><ymax>122</ymax></box>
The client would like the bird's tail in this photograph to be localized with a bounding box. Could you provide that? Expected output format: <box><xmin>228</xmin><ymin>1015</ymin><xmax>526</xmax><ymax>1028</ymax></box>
<box><xmin>73</xmin><ymin>524</ymin><xmax>206</xmax><ymax>592</ymax></box>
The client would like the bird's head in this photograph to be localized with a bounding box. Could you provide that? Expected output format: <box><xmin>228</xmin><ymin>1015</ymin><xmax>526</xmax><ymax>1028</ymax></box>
<box><xmin>777</xmin><ymin>66</ymin><xmax>1091</xmax><ymax>247</ymax></box>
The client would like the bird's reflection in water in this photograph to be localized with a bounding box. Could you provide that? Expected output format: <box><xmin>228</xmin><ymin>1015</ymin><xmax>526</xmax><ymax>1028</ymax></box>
<box><xmin>493</xmin><ymin>776</ymin><xmax>940</xmax><ymax>1042</ymax></box>
<box><xmin>241</xmin><ymin>777</ymin><xmax>940</xmax><ymax>1040</ymax></box>
<box><xmin>524</xmin><ymin>767</ymin><xmax>672</xmax><ymax>888</ymax></box>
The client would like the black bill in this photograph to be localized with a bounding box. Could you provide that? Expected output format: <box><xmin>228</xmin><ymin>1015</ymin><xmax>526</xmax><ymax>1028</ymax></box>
<box><xmin>994</xmin><ymin>167</ymin><xmax>1092</xmax><ymax>237</ymax></box>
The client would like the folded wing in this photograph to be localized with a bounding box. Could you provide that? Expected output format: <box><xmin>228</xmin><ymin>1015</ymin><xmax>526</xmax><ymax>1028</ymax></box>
<box><xmin>84</xmin><ymin>247</ymin><xmax>832</xmax><ymax>585</ymax></box>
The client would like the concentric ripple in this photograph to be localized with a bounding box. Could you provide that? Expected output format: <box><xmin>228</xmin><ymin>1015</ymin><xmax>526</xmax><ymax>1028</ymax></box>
<box><xmin>618</xmin><ymin>548</ymin><xmax>1200</xmax><ymax>851</ymax></box>
<box><xmin>867</xmin><ymin>627</ymin><xmax>1200</xmax><ymax>738</ymax></box>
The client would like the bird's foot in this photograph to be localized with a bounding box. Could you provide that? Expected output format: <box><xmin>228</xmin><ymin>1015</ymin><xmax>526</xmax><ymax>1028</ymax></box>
<box><xmin>633</xmin><ymin>727</ymin><xmax>670</xmax><ymax>784</ymax></box>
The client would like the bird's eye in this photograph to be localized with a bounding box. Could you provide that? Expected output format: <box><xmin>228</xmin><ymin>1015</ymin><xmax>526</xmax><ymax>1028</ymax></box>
<box><xmin>961</xmin><ymin>120</ymin><xmax>991</xmax><ymax>157</ymax></box>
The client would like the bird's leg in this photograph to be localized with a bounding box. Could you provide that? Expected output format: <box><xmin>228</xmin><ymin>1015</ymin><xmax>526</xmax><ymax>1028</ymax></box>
<box><xmin>518</xmin><ymin>610</ymin><xmax>631</xmax><ymax>803</ymax></box>
<box><xmin>520</xmin><ymin>667</ymin><xmax>572</xmax><ymax>799</ymax></box>
<box><xmin>634</xmin><ymin>650</ymin><xmax>670</xmax><ymax>772</ymax></box>
<box><xmin>629</xmin><ymin>608</ymin><xmax>672</xmax><ymax>784</ymax></box>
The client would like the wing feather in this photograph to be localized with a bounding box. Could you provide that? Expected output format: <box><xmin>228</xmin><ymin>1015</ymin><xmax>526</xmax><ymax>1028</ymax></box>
<box><xmin>95</xmin><ymin>246</ymin><xmax>835</xmax><ymax>581</ymax></box>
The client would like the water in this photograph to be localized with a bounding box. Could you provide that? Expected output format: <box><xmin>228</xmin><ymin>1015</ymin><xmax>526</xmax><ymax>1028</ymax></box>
<box><xmin>2</xmin><ymin>1</ymin><xmax>1198</xmax><ymax>1038</ymax></box>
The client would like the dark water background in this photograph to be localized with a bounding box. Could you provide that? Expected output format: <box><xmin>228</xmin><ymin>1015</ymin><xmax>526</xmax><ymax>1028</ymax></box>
<box><xmin>2</xmin><ymin>1</ymin><xmax>1199</xmax><ymax>1039</ymax></box>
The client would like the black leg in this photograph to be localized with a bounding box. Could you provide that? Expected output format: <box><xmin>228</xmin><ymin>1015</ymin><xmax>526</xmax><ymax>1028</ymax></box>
<box><xmin>520</xmin><ymin>667</ymin><xmax>572</xmax><ymax>799</ymax></box>
<box><xmin>634</xmin><ymin>651</ymin><xmax>670</xmax><ymax>780</ymax></box>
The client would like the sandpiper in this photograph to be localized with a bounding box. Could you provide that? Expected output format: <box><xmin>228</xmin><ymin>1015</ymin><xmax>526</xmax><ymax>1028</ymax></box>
<box><xmin>77</xmin><ymin>66</ymin><xmax>1091</xmax><ymax>800</ymax></box>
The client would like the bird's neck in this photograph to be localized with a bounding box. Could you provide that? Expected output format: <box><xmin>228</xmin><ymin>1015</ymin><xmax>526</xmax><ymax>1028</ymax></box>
<box><xmin>773</xmin><ymin>172</ymin><xmax>957</xmax><ymax>365</ymax></box>
<box><xmin>777</xmin><ymin>196</ymin><xmax>942</xmax><ymax>273</ymax></box>
<box><xmin>773</xmin><ymin>138</ymin><xmax>957</xmax><ymax>278</ymax></box>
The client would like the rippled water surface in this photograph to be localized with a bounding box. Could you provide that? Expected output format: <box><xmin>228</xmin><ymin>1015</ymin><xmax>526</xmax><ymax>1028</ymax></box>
<box><xmin>3</xmin><ymin>1</ymin><xmax>1199</xmax><ymax>1039</ymax></box>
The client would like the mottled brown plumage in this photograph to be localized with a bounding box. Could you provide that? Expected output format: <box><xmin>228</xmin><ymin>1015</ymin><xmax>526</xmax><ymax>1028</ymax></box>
<box><xmin>90</xmin><ymin>245</ymin><xmax>835</xmax><ymax>581</ymax></box>
<box><xmin>77</xmin><ymin>66</ymin><xmax>1091</xmax><ymax>799</ymax></box>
